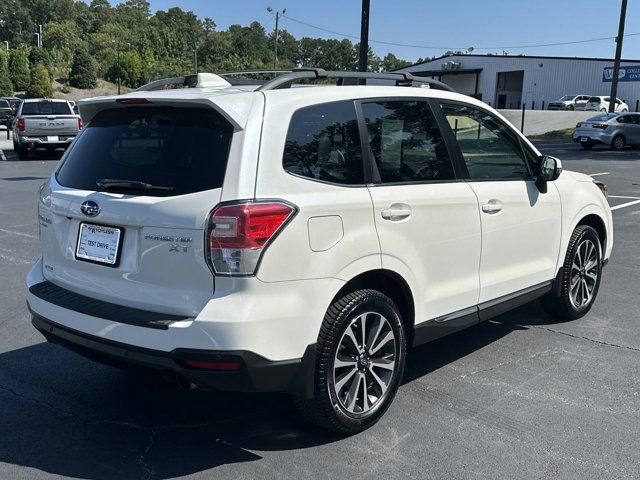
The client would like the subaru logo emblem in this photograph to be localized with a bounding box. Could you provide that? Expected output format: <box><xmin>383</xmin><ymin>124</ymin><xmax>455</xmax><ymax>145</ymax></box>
<box><xmin>80</xmin><ymin>200</ymin><xmax>100</xmax><ymax>217</ymax></box>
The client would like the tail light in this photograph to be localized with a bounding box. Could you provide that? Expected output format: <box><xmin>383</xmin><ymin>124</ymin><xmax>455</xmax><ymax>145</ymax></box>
<box><xmin>77</xmin><ymin>117</ymin><xmax>83</xmax><ymax>130</ymax></box>
<box><xmin>592</xmin><ymin>123</ymin><xmax>608</xmax><ymax>130</ymax></box>
<box><xmin>17</xmin><ymin>118</ymin><xmax>25</xmax><ymax>132</ymax></box>
<box><xmin>207</xmin><ymin>200</ymin><xmax>296</xmax><ymax>275</ymax></box>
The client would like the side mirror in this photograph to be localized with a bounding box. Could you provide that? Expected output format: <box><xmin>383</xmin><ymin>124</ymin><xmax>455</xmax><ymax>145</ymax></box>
<box><xmin>538</xmin><ymin>155</ymin><xmax>562</xmax><ymax>182</ymax></box>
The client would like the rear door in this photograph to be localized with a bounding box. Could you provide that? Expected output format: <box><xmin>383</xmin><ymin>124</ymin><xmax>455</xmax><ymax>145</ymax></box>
<box><xmin>362</xmin><ymin>98</ymin><xmax>481</xmax><ymax>322</ymax></box>
<box><xmin>39</xmin><ymin>105</ymin><xmax>235</xmax><ymax>316</ymax></box>
<box><xmin>439</xmin><ymin>102</ymin><xmax>561</xmax><ymax>303</ymax></box>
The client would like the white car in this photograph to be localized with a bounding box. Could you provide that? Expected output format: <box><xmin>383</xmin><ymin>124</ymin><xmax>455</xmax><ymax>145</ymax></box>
<box><xmin>547</xmin><ymin>94</ymin><xmax>590</xmax><ymax>111</ymax></box>
<box><xmin>585</xmin><ymin>96</ymin><xmax>629</xmax><ymax>112</ymax></box>
<box><xmin>27</xmin><ymin>70</ymin><xmax>613</xmax><ymax>433</ymax></box>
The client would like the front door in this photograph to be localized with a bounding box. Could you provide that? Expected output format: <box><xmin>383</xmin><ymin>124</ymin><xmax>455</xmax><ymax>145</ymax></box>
<box><xmin>360</xmin><ymin>99</ymin><xmax>481</xmax><ymax>323</ymax></box>
<box><xmin>439</xmin><ymin>102</ymin><xmax>562</xmax><ymax>303</ymax></box>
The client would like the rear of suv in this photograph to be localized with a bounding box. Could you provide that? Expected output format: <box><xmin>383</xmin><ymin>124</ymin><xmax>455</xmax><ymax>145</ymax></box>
<box><xmin>28</xmin><ymin>70</ymin><xmax>613</xmax><ymax>433</ymax></box>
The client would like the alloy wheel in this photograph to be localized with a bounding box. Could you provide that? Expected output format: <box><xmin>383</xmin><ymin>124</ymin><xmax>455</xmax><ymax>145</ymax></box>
<box><xmin>332</xmin><ymin>312</ymin><xmax>396</xmax><ymax>414</ymax></box>
<box><xmin>614</xmin><ymin>136</ymin><xmax>625</xmax><ymax>150</ymax></box>
<box><xmin>569</xmin><ymin>239</ymin><xmax>599</xmax><ymax>309</ymax></box>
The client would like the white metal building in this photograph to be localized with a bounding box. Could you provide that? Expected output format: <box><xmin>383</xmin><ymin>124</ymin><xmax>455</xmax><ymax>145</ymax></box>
<box><xmin>396</xmin><ymin>54</ymin><xmax>640</xmax><ymax>110</ymax></box>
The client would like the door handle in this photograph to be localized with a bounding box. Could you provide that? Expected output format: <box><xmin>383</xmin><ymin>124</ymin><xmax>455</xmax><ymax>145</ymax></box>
<box><xmin>381</xmin><ymin>204</ymin><xmax>412</xmax><ymax>221</ymax></box>
<box><xmin>481</xmin><ymin>200</ymin><xmax>503</xmax><ymax>214</ymax></box>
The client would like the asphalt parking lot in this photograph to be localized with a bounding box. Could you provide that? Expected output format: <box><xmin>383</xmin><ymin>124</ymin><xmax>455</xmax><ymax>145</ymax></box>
<box><xmin>1</xmin><ymin>134</ymin><xmax>639</xmax><ymax>480</ymax></box>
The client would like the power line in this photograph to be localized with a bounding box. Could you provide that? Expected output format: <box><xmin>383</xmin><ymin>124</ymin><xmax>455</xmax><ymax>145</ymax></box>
<box><xmin>281</xmin><ymin>13</ymin><xmax>640</xmax><ymax>51</ymax></box>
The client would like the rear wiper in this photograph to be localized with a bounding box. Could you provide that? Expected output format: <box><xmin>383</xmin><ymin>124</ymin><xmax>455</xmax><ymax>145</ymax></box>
<box><xmin>96</xmin><ymin>178</ymin><xmax>174</xmax><ymax>192</ymax></box>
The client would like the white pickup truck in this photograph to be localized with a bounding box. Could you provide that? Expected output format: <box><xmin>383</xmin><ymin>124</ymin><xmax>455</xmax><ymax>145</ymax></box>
<box><xmin>12</xmin><ymin>98</ymin><xmax>82</xmax><ymax>159</ymax></box>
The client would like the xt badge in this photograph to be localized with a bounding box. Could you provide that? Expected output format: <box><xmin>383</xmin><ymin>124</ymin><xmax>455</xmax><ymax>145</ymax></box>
<box><xmin>169</xmin><ymin>244</ymin><xmax>189</xmax><ymax>253</ymax></box>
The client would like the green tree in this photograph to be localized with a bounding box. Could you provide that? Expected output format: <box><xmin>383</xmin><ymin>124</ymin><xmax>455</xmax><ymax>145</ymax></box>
<box><xmin>106</xmin><ymin>50</ymin><xmax>144</xmax><ymax>88</ymax></box>
<box><xmin>69</xmin><ymin>49</ymin><xmax>97</xmax><ymax>89</ymax></box>
<box><xmin>0</xmin><ymin>50</ymin><xmax>13</xmax><ymax>96</ymax></box>
<box><xmin>9</xmin><ymin>47</ymin><xmax>30</xmax><ymax>91</ymax></box>
<box><xmin>29</xmin><ymin>47</ymin><xmax>52</xmax><ymax>72</ymax></box>
<box><xmin>26</xmin><ymin>63</ymin><xmax>52</xmax><ymax>98</ymax></box>
<box><xmin>381</xmin><ymin>53</ymin><xmax>411</xmax><ymax>72</ymax></box>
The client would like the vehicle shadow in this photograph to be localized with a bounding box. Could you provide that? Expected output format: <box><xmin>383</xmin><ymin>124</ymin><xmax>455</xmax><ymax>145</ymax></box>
<box><xmin>0</xmin><ymin>302</ymin><xmax>552</xmax><ymax>479</ymax></box>
<box><xmin>1</xmin><ymin>147</ymin><xmax>64</xmax><ymax>162</ymax></box>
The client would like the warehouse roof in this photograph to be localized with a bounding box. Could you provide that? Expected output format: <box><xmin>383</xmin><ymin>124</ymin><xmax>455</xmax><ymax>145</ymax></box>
<box><xmin>398</xmin><ymin>53</ymin><xmax>640</xmax><ymax>71</ymax></box>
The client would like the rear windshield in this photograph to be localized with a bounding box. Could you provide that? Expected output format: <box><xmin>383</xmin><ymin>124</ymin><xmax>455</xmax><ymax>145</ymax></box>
<box><xmin>22</xmin><ymin>101</ymin><xmax>72</xmax><ymax>115</ymax></box>
<box><xmin>0</xmin><ymin>99</ymin><xmax>9</xmax><ymax>108</ymax></box>
<box><xmin>588</xmin><ymin>97</ymin><xmax>601</xmax><ymax>103</ymax></box>
<box><xmin>56</xmin><ymin>107</ymin><xmax>233</xmax><ymax>197</ymax></box>
<box><xmin>588</xmin><ymin>114</ymin><xmax>617</xmax><ymax>122</ymax></box>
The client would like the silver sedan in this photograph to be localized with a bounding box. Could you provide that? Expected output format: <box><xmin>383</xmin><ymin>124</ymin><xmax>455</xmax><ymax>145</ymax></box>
<box><xmin>573</xmin><ymin>112</ymin><xmax>640</xmax><ymax>151</ymax></box>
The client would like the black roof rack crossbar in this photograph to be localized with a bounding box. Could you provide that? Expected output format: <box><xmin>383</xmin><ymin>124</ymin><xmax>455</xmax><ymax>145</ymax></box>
<box><xmin>255</xmin><ymin>69</ymin><xmax>455</xmax><ymax>92</ymax></box>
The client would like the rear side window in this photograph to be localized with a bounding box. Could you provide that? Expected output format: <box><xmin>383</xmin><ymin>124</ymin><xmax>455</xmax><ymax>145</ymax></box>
<box><xmin>588</xmin><ymin>97</ymin><xmax>601</xmax><ymax>103</ymax></box>
<box><xmin>0</xmin><ymin>99</ymin><xmax>9</xmax><ymax>108</ymax></box>
<box><xmin>56</xmin><ymin>107</ymin><xmax>233</xmax><ymax>196</ymax></box>
<box><xmin>361</xmin><ymin>100</ymin><xmax>455</xmax><ymax>183</ymax></box>
<box><xmin>21</xmin><ymin>101</ymin><xmax>72</xmax><ymax>115</ymax></box>
<box><xmin>283</xmin><ymin>101</ymin><xmax>364</xmax><ymax>185</ymax></box>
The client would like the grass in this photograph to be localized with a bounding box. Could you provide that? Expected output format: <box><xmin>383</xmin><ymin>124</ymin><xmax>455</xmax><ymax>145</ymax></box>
<box><xmin>528</xmin><ymin>128</ymin><xmax>574</xmax><ymax>141</ymax></box>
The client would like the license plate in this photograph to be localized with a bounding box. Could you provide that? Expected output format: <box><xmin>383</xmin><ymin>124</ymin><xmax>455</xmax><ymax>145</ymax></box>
<box><xmin>76</xmin><ymin>223</ymin><xmax>122</xmax><ymax>266</ymax></box>
<box><xmin>47</xmin><ymin>136</ymin><xmax>58</xmax><ymax>142</ymax></box>
<box><xmin>581</xmin><ymin>137</ymin><xmax>588</xmax><ymax>142</ymax></box>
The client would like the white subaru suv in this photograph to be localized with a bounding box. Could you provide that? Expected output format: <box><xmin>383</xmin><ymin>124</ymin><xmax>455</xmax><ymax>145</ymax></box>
<box><xmin>27</xmin><ymin>70</ymin><xmax>613</xmax><ymax>433</ymax></box>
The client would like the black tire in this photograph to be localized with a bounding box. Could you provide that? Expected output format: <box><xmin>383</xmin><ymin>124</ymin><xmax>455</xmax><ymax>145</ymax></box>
<box><xmin>540</xmin><ymin>225</ymin><xmax>603</xmax><ymax>320</ymax></box>
<box><xmin>567</xmin><ymin>105</ymin><xmax>574</xmax><ymax>111</ymax></box>
<box><xmin>611</xmin><ymin>134</ymin><xmax>625</xmax><ymax>151</ymax></box>
<box><xmin>16</xmin><ymin>144</ymin><xmax>28</xmax><ymax>160</ymax></box>
<box><xmin>581</xmin><ymin>143</ymin><xmax>594</xmax><ymax>150</ymax></box>
<box><xmin>294</xmin><ymin>289</ymin><xmax>406</xmax><ymax>434</ymax></box>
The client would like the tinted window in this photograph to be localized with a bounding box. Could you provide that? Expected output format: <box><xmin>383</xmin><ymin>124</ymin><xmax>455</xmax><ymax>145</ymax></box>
<box><xmin>361</xmin><ymin>100</ymin><xmax>455</xmax><ymax>183</ymax></box>
<box><xmin>56</xmin><ymin>107</ymin><xmax>233</xmax><ymax>197</ymax></box>
<box><xmin>441</xmin><ymin>103</ymin><xmax>531</xmax><ymax>180</ymax></box>
<box><xmin>0</xmin><ymin>99</ymin><xmax>9</xmax><ymax>108</ymax></box>
<box><xmin>21</xmin><ymin>101</ymin><xmax>72</xmax><ymax>115</ymax></box>
<box><xmin>588</xmin><ymin>97</ymin><xmax>601</xmax><ymax>103</ymax></box>
<box><xmin>617</xmin><ymin>115</ymin><xmax>631</xmax><ymax>123</ymax></box>
<box><xmin>283</xmin><ymin>101</ymin><xmax>363</xmax><ymax>185</ymax></box>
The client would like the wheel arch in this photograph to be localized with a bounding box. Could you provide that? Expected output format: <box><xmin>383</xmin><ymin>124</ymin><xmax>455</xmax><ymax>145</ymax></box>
<box><xmin>576</xmin><ymin>213</ymin><xmax>607</xmax><ymax>253</ymax></box>
<box><xmin>331</xmin><ymin>269</ymin><xmax>416</xmax><ymax>347</ymax></box>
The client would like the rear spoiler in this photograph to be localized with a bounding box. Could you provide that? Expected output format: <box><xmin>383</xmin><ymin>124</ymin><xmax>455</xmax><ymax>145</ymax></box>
<box><xmin>77</xmin><ymin>92</ymin><xmax>258</xmax><ymax>130</ymax></box>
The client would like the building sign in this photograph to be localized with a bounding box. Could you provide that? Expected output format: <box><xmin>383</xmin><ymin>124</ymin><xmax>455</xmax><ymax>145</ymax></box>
<box><xmin>603</xmin><ymin>66</ymin><xmax>640</xmax><ymax>82</ymax></box>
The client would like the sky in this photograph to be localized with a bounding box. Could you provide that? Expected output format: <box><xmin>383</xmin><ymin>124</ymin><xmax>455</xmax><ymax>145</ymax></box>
<box><xmin>115</xmin><ymin>0</ymin><xmax>640</xmax><ymax>62</ymax></box>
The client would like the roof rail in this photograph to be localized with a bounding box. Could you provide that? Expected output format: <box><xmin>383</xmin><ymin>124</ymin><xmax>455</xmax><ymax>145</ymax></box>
<box><xmin>255</xmin><ymin>69</ymin><xmax>455</xmax><ymax>92</ymax></box>
<box><xmin>136</xmin><ymin>73</ymin><xmax>230</xmax><ymax>92</ymax></box>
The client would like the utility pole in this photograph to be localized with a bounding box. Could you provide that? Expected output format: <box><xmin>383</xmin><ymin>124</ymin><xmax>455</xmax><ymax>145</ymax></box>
<box><xmin>358</xmin><ymin>0</ymin><xmax>370</xmax><ymax>73</ymax></box>
<box><xmin>267</xmin><ymin>6</ymin><xmax>286</xmax><ymax>69</ymax></box>
<box><xmin>609</xmin><ymin>0</ymin><xmax>627</xmax><ymax>113</ymax></box>
<box><xmin>4</xmin><ymin>41</ymin><xmax>8</xmax><ymax>52</ymax></box>
<box><xmin>34</xmin><ymin>32</ymin><xmax>40</xmax><ymax>48</ymax></box>
<box><xmin>116</xmin><ymin>43</ymin><xmax>121</xmax><ymax>95</ymax></box>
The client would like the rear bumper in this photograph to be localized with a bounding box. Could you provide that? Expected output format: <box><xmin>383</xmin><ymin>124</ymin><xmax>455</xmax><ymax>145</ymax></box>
<box><xmin>31</xmin><ymin>311</ymin><xmax>316</xmax><ymax>397</ymax></box>
<box><xmin>17</xmin><ymin>135</ymin><xmax>75</xmax><ymax>147</ymax></box>
<box><xmin>26</xmin><ymin>257</ymin><xmax>337</xmax><ymax>397</ymax></box>
<box><xmin>572</xmin><ymin>132</ymin><xmax>612</xmax><ymax>145</ymax></box>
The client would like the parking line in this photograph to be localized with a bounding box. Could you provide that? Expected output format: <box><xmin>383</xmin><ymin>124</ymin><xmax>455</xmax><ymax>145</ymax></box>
<box><xmin>589</xmin><ymin>172</ymin><xmax>610</xmax><ymax>177</ymax></box>
<box><xmin>609</xmin><ymin>195</ymin><xmax>640</xmax><ymax>200</ymax></box>
<box><xmin>611</xmin><ymin>199</ymin><xmax>640</xmax><ymax>211</ymax></box>
<box><xmin>0</xmin><ymin>149</ymin><xmax>6</xmax><ymax>161</ymax></box>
